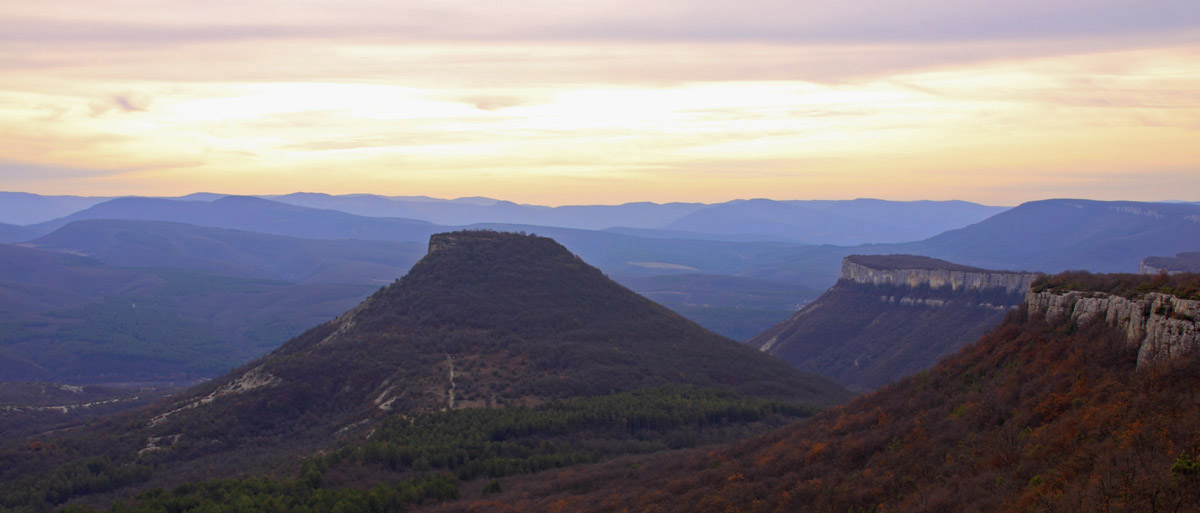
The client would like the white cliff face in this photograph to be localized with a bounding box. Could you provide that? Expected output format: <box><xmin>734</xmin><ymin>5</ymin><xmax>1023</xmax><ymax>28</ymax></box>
<box><xmin>1026</xmin><ymin>290</ymin><xmax>1200</xmax><ymax>367</ymax></box>
<box><xmin>841</xmin><ymin>259</ymin><xmax>1039</xmax><ymax>295</ymax></box>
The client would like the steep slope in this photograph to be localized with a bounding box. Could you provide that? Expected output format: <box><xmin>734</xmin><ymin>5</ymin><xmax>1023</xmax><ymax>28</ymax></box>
<box><xmin>30</xmin><ymin>219</ymin><xmax>424</xmax><ymax>284</ymax></box>
<box><xmin>442</xmin><ymin>272</ymin><xmax>1200</xmax><ymax>513</ymax></box>
<box><xmin>166</xmin><ymin>230</ymin><xmax>846</xmax><ymax>430</ymax></box>
<box><xmin>31</xmin><ymin>196</ymin><xmax>439</xmax><ymax>241</ymax></box>
<box><xmin>0</xmin><ymin>231</ymin><xmax>849</xmax><ymax>512</ymax></box>
<box><xmin>0</xmin><ymin>381</ymin><xmax>174</xmax><ymax>439</ymax></box>
<box><xmin>752</xmin><ymin>255</ymin><xmax>1039</xmax><ymax>390</ymax></box>
<box><xmin>664</xmin><ymin>198</ymin><xmax>1007</xmax><ymax>244</ymax></box>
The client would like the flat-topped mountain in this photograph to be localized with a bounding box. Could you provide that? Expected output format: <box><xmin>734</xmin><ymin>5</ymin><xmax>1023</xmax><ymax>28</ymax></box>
<box><xmin>840</xmin><ymin>254</ymin><xmax>1036</xmax><ymax>294</ymax></box>
<box><xmin>753</xmin><ymin>254</ymin><xmax>1040</xmax><ymax>390</ymax></box>
<box><xmin>212</xmin><ymin>230</ymin><xmax>846</xmax><ymax>420</ymax></box>
<box><xmin>0</xmin><ymin>231</ymin><xmax>848</xmax><ymax>511</ymax></box>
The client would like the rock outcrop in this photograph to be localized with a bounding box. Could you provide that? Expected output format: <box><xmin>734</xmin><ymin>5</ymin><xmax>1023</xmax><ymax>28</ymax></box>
<box><xmin>1026</xmin><ymin>289</ymin><xmax>1200</xmax><ymax>367</ymax></box>
<box><xmin>754</xmin><ymin>255</ymin><xmax>1040</xmax><ymax>391</ymax></box>
<box><xmin>842</xmin><ymin>255</ymin><xmax>1038</xmax><ymax>295</ymax></box>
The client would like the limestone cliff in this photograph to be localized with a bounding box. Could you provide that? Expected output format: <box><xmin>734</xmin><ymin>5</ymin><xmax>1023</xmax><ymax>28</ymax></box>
<box><xmin>1026</xmin><ymin>289</ymin><xmax>1200</xmax><ymax>367</ymax></box>
<box><xmin>842</xmin><ymin>255</ymin><xmax>1038</xmax><ymax>295</ymax></box>
<box><xmin>754</xmin><ymin>255</ymin><xmax>1039</xmax><ymax>391</ymax></box>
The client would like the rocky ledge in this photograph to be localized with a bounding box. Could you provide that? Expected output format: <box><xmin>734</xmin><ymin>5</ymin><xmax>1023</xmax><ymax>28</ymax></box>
<box><xmin>1026</xmin><ymin>290</ymin><xmax>1200</xmax><ymax>367</ymax></box>
<box><xmin>842</xmin><ymin>255</ymin><xmax>1039</xmax><ymax>295</ymax></box>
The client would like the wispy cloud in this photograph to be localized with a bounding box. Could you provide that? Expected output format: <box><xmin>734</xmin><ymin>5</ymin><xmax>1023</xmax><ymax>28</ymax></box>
<box><xmin>0</xmin><ymin>0</ymin><xmax>1197</xmax><ymax>203</ymax></box>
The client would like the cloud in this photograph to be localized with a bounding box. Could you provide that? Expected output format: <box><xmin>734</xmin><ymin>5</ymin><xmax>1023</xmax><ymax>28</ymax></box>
<box><xmin>113</xmin><ymin>96</ymin><xmax>144</xmax><ymax>112</ymax></box>
<box><xmin>0</xmin><ymin>159</ymin><xmax>123</xmax><ymax>180</ymax></box>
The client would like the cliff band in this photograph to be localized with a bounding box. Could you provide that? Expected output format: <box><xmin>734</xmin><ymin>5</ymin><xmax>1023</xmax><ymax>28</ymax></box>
<box><xmin>754</xmin><ymin>254</ymin><xmax>1040</xmax><ymax>390</ymax></box>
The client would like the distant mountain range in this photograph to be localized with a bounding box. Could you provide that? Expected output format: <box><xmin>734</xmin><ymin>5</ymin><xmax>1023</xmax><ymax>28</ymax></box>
<box><xmin>28</xmin><ymin>196</ymin><xmax>440</xmax><ymax>242</ymax></box>
<box><xmin>748</xmin><ymin>198</ymin><xmax>1200</xmax><ymax>282</ymax></box>
<box><xmin>662</xmin><ymin>198</ymin><xmax>1007</xmax><ymax>245</ymax></box>
<box><xmin>5</xmin><ymin>191</ymin><xmax>1004</xmax><ymax>244</ymax></box>
<box><xmin>2</xmin><ymin>193</ymin><xmax>1197</xmax><ymax>382</ymax></box>
<box><xmin>28</xmin><ymin>219</ymin><xmax>424</xmax><ymax>285</ymax></box>
<box><xmin>897</xmin><ymin>199</ymin><xmax>1200</xmax><ymax>273</ymax></box>
<box><xmin>0</xmin><ymin>192</ymin><xmax>112</xmax><ymax>225</ymax></box>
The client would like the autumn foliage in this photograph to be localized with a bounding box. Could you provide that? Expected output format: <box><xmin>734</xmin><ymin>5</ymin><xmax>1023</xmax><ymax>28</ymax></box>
<box><xmin>439</xmin><ymin>307</ymin><xmax>1200</xmax><ymax>513</ymax></box>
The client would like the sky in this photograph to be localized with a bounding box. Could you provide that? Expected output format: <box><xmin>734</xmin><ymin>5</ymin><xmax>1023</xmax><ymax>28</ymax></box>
<box><xmin>1</xmin><ymin>0</ymin><xmax>1198</xmax><ymax>206</ymax></box>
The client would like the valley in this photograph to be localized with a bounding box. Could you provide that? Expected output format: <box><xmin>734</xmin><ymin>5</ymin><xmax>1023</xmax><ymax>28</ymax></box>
<box><xmin>0</xmin><ymin>193</ymin><xmax>1198</xmax><ymax>512</ymax></box>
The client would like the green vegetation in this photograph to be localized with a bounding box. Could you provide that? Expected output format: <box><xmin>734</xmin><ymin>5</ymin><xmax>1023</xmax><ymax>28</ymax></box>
<box><xmin>1031</xmin><ymin>270</ymin><xmax>1200</xmax><ymax>300</ymax></box>
<box><xmin>0</xmin><ymin>231</ymin><xmax>844</xmax><ymax>512</ymax></box>
<box><xmin>0</xmin><ymin>457</ymin><xmax>151</xmax><ymax>512</ymax></box>
<box><xmin>0</xmin><ymin>387</ymin><xmax>816</xmax><ymax>513</ymax></box>
<box><xmin>322</xmin><ymin>386</ymin><xmax>816</xmax><ymax>482</ymax></box>
<box><xmin>56</xmin><ymin>473</ymin><xmax>459</xmax><ymax>513</ymax></box>
<box><xmin>0</xmin><ymin>296</ymin><xmax>235</xmax><ymax>378</ymax></box>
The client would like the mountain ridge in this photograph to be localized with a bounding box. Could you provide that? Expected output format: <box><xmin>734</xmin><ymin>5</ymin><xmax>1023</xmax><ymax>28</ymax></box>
<box><xmin>437</xmin><ymin>272</ymin><xmax>1200</xmax><ymax>513</ymax></box>
<box><xmin>754</xmin><ymin>255</ymin><xmax>1039</xmax><ymax>390</ymax></box>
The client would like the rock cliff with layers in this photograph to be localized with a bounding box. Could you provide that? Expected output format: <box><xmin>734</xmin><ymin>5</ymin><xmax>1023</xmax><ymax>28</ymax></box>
<box><xmin>754</xmin><ymin>254</ymin><xmax>1040</xmax><ymax>391</ymax></box>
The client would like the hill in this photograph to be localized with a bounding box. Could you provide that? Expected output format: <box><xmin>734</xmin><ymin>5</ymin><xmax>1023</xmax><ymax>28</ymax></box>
<box><xmin>0</xmin><ymin>382</ymin><xmax>177</xmax><ymax>439</ymax></box>
<box><xmin>31</xmin><ymin>196</ymin><xmax>439</xmax><ymax>242</ymax></box>
<box><xmin>0</xmin><ymin>231</ymin><xmax>849</xmax><ymax>512</ymax></box>
<box><xmin>0</xmin><ymin>243</ymin><xmax>377</xmax><ymax>382</ymax></box>
<box><xmin>29</xmin><ymin>219</ymin><xmax>424</xmax><ymax>285</ymax></box>
<box><xmin>901</xmin><ymin>199</ymin><xmax>1200</xmax><ymax>272</ymax></box>
<box><xmin>267</xmin><ymin>192</ymin><xmax>707</xmax><ymax>230</ymax></box>
<box><xmin>0</xmin><ymin>223</ymin><xmax>35</xmax><ymax>244</ymax></box>
<box><xmin>663</xmin><ymin>198</ymin><xmax>1007</xmax><ymax>244</ymax></box>
<box><xmin>438</xmin><ymin>272</ymin><xmax>1200</xmax><ymax>513</ymax></box>
<box><xmin>752</xmin><ymin>255</ymin><xmax>1039</xmax><ymax>390</ymax></box>
<box><xmin>0</xmin><ymin>192</ymin><xmax>111</xmax><ymax>225</ymax></box>
<box><xmin>23</xmin><ymin>195</ymin><xmax>832</xmax><ymax>347</ymax></box>
<box><xmin>1142</xmin><ymin>252</ymin><xmax>1200</xmax><ymax>275</ymax></box>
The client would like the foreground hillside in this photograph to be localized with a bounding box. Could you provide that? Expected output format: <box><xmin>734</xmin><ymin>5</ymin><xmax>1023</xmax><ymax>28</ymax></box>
<box><xmin>439</xmin><ymin>272</ymin><xmax>1200</xmax><ymax>512</ymax></box>
<box><xmin>0</xmin><ymin>231</ymin><xmax>847</xmax><ymax>512</ymax></box>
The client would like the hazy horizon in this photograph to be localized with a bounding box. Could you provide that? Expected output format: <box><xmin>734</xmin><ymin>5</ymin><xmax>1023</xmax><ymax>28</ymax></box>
<box><xmin>2</xmin><ymin>1</ymin><xmax>1198</xmax><ymax>205</ymax></box>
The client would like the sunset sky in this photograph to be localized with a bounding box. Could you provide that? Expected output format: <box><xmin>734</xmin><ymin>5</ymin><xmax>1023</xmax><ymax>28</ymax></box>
<box><xmin>2</xmin><ymin>0</ymin><xmax>1198</xmax><ymax>205</ymax></box>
